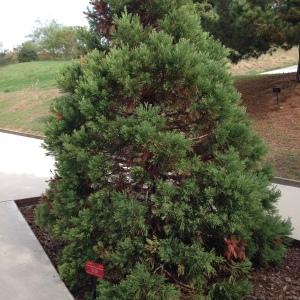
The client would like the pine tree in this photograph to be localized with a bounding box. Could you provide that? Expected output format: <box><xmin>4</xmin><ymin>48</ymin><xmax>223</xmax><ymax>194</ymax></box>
<box><xmin>87</xmin><ymin>0</ymin><xmax>300</xmax><ymax>81</ymax></box>
<box><xmin>36</xmin><ymin>1</ymin><xmax>291</xmax><ymax>299</ymax></box>
<box><xmin>278</xmin><ymin>0</ymin><xmax>300</xmax><ymax>81</ymax></box>
<box><xmin>198</xmin><ymin>0</ymin><xmax>300</xmax><ymax>80</ymax></box>
<box><xmin>197</xmin><ymin>0</ymin><xmax>285</xmax><ymax>62</ymax></box>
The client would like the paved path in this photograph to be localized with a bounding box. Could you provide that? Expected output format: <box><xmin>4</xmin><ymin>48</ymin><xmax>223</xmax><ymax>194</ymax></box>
<box><xmin>261</xmin><ymin>64</ymin><xmax>297</xmax><ymax>75</ymax></box>
<box><xmin>0</xmin><ymin>201</ymin><xmax>73</xmax><ymax>300</ymax></box>
<box><xmin>0</xmin><ymin>132</ymin><xmax>72</xmax><ymax>300</ymax></box>
<box><xmin>275</xmin><ymin>183</ymin><xmax>300</xmax><ymax>241</ymax></box>
<box><xmin>0</xmin><ymin>132</ymin><xmax>54</xmax><ymax>201</ymax></box>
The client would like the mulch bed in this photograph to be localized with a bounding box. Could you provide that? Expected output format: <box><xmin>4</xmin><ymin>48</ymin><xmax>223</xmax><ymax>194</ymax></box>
<box><xmin>19</xmin><ymin>203</ymin><xmax>300</xmax><ymax>299</ymax></box>
<box><xmin>245</xmin><ymin>245</ymin><xmax>300</xmax><ymax>300</ymax></box>
<box><xmin>18</xmin><ymin>203</ymin><xmax>65</xmax><ymax>270</ymax></box>
<box><xmin>235</xmin><ymin>73</ymin><xmax>300</xmax><ymax>180</ymax></box>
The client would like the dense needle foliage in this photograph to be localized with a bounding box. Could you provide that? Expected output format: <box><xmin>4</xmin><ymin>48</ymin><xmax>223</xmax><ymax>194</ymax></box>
<box><xmin>37</xmin><ymin>1</ymin><xmax>291</xmax><ymax>299</ymax></box>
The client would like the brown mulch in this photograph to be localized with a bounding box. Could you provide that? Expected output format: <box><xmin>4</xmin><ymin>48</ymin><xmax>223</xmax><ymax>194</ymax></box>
<box><xmin>19</xmin><ymin>203</ymin><xmax>300</xmax><ymax>300</ymax></box>
<box><xmin>18</xmin><ymin>204</ymin><xmax>65</xmax><ymax>271</ymax></box>
<box><xmin>235</xmin><ymin>73</ymin><xmax>300</xmax><ymax>180</ymax></box>
<box><xmin>246</xmin><ymin>244</ymin><xmax>300</xmax><ymax>300</ymax></box>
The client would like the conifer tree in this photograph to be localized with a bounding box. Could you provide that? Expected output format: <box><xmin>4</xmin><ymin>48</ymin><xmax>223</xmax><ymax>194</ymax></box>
<box><xmin>37</xmin><ymin>1</ymin><xmax>291</xmax><ymax>299</ymax></box>
<box><xmin>278</xmin><ymin>0</ymin><xmax>300</xmax><ymax>81</ymax></box>
<box><xmin>197</xmin><ymin>0</ymin><xmax>300</xmax><ymax>80</ymax></box>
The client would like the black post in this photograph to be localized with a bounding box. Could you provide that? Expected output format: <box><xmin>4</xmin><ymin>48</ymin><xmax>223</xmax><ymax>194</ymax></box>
<box><xmin>92</xmin><ymin>277</ymin><xmax>97</xmax><ymax>299</ymax></box>
<box><xmin>297</xmin><ymin>44</ymin><xmax>300</xmax><ymax>83</ymax></box>
<box><xmin>273</xmin><ymin>86</ymin><xmax>281</xmax><ymax>105</ymax></box>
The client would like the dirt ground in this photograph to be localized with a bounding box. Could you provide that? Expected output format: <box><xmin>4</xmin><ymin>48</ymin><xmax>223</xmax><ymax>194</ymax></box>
<box><xmin>246</xmin><ymin>242</ymin><xmax>300</xmax><ymax>300</ymax></box>
<box><xmin>235</xmin><ymin>73</ymin><xmax>300</xmax><ymax>180</ymax></box>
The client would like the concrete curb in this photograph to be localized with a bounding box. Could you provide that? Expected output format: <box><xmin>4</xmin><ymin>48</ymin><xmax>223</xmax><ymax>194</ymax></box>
<box><xmin>273</xmin><ymin>177</ymin><xmax>300</xmax><ymax>189</ymax></box>
<box><xmin>0</xmin><ymin>128</ymin><xmax>45</xmax><ymax>140</ymax></box>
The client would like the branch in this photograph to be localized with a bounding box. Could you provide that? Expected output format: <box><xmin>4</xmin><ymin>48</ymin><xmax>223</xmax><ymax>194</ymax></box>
<box><xmin>190</xmin><ymin>134</ymin><xmax>209</xmax><ymax>141</ymax></box>
<box><xmin>163</xmin><ymin>269</ymin><xmax>195</xmax><ymax>292</ymax></box>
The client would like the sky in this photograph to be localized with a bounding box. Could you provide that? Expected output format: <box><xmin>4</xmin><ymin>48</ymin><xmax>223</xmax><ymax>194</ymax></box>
<box><xmin>0</xmin><ymin>0</ymin><xmax>90</xmax><ymax>50</ymax></box>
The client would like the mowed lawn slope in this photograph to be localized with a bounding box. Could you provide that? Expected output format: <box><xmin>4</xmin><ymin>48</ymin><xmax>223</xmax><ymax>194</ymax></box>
<box><xmin>231</xmin><ymin>47</ymin><xmax>298</xmax><ymax>76</ymax></box>
<box><xmin>0</xmin><ymin>60</ymin><xmax>70</xmax><ymax>134</ymax></box>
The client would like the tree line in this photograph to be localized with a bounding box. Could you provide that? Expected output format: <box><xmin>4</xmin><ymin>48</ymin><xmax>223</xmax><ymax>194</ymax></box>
<box><xmin>0</xmin><ymin>20</ymin><xmax>92</xmax><ymax>65</ymax></box>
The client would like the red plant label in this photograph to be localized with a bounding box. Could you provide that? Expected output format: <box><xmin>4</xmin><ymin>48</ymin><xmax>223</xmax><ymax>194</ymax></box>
<box><xmin>85</xmin><ymin>261</ymin><xmax>105</xmax><ymax>279</ymax></box>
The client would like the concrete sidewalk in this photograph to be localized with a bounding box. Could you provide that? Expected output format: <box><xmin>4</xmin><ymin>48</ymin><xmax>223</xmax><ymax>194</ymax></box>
<box><xmin>0</xmin><ymin>201</ymin><xmax>73</xmax><ymax>300</ymax></box>
<box><xmin>0</xmin><ymin>132</ymin><xmax>72</xmax><ymax>299</ymax></box>
<box><xmin>261</xmin><ymin>64</ymin><xmax>297</xmax><ymax>75</ymax></box>
<box><xmin>275</xmin><ymin>183</ymin><xmax>300</xmax><ymax>241</ymax></box>
<box><xmin>0</xmin><ymin>132</ymin><xmax>54</xmax><ymax>201</ymax></box>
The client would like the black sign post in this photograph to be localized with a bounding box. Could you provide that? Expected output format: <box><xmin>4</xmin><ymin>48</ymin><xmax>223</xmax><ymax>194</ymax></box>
<box><xmin>273</xmin><ymin>86</ymin><xmax>281</xmax><ymax>105</ymax></box>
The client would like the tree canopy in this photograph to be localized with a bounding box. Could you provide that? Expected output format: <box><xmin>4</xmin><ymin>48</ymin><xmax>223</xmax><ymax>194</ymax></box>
<box><xmin>200</xmin><ymin>0</ymin><xmax>300</xmax><ymax>79</ymax></box>
<box><xmin>17</xmin><ymin>41</ymin><xmax>38</xmax><ymax>62</ymax></box>
<box><xmin>86</xmin><ymin>1</ymin><xmax>300</xmax><ymax>78</ymax></box>
<box><xmin>29</xmin><ymin>20</ymin><xmax>89</xmax><ymax>59</ymax></box>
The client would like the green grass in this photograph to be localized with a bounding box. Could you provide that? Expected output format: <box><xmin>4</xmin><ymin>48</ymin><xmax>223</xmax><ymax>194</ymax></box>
<box><xmin>231</xmin><ymin>47</ymin><xmax>298</xmax><ymax>76</ymax></box>
<box><xmin>0</xmin><ymin>60</ymin><xmax>70</xmax><ymax>92</ymax></box>
<box><xmin>0</xmin><ymin>60</ymin><xmax>69</xmax><ymax>134</ymax></box>
<box><xmin>0</xmin><ymin>88</ymin><xmax>60</xmax><ymax>134</ymax></box>
<box><xmin>233</xmin><ymin>74</ymin><xmax>261</xmax><ymax>82</ymax></box>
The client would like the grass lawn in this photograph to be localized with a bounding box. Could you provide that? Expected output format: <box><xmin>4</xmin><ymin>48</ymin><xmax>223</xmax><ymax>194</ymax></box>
<box><xmin>0</xmin><ymin>60</ymin><xmax>69</xmax><ymax>92</ymax></box>
<box><xmin>0</xmin><ymin>89</ymin><xmax>60</xmax><ymax>134</ymax></box>
<box><xmin>231</xmin><ymin>47</ymin><xmax>298</xmax><ymax>76</ymax></box>
<box><xmin>0</xmin><ymin>60</ymin><xmax>70</xmax><ymax>134</ymax></box>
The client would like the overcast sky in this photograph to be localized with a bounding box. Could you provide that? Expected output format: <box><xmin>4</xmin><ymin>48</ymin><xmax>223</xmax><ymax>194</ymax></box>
<box><xmin>0</xmin><ymin>0</ymin><xmax>90</xmax><ymax>50</ymax></box>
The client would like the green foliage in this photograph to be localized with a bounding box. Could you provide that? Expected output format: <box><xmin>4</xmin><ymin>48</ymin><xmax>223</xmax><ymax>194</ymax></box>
<box><xmin>210</xmin><ymin>280</ymin><xmax>251</xmax><ymax>300</ymax></box>
<box><xmin>0</xmin><ymin>49</ymin><xmax>18</xmax><ymax>66</ymax></box>
<box><xmin>198</xmin><ymin>0</ymin><xmax>284</xmax><ymax>62</ymax></box>
<box><xmin>37</xmin><ymin>1</ymin><xmax>291</xmax><ymax>299</ymax></box>
<box><xmin>197</xmin><ymin>0</ymin><xmax>300</xmax><ymax>80</ymax></box>
<box><xmin>277</xmin><ymin>0</ymin><xmax>300</xmax><ymax>47</ymax></box>
<box><xmin>247</xmin><ymin>215</ymin><xmax>291</xmax><ymax>266</ymax></box>
<box><xmin>30</xmin><ymin>20</ymin><xmax>88</xmax><ymax>59</ymax></box>
<box><xmin>277</xmin><ymin>0</ymin><xmax>300</xmax><ymax>80</ymax></box>
<box><xmin>17</xmin><ymin>41</ymin><xmax>38</xmax><ymax>63</ymax></box>
<box><xmin>97</xmin><ymin>264</ymin><xmax>180</xmax><ymax>300</ymax></box>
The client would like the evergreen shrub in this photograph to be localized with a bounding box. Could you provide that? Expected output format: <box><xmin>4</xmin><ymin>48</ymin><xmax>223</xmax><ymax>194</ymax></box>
<box><xmin>36</xmin><ymin>1</ymin><xmax>291</xmax><ymax>299</ymax></box>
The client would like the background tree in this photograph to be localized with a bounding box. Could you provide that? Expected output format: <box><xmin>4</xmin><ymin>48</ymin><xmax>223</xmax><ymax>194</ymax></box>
<box><xmin>0</xmin><ymin>43</ymin><xmax>7</xmax><ymax>66</ymax></box>
<box><xmin>87</xmin><ymin>0</ymin><xmax>300</xmax><ymax>81</ymax></box>
<box><xmin>37</xmin><ymin>1</ymin><xmax>291</xmax><ymax>299</ymax></box>
<box><xmin>17</xmin><ymin>41</ymin><xmax>38</xmax><ymax>62</ymax></box>
<box><xmin>199</xmin><ymin>0</ymin><xmax>284</xmax><ymax>61</ymax></box>
<box><xmin>30</xmin><ymin>20</ymin><xmax>88</xmax><ymax>59</ymax></box>
<box><xmin>277</xmin><ymin>0</ymin><xmax>300</xmax><ymax>81</ymax></box>
<box><xmin>198</xmin><ymin>0</ymin><xmax>300</xmax><ymax>80</ymax></box>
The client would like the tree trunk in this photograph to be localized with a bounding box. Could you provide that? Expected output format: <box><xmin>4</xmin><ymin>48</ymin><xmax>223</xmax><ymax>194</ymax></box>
<box><xmin>297</xmin><ymin>44</ymin><xmax>300</xmax><ymax>83</ymax></box>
